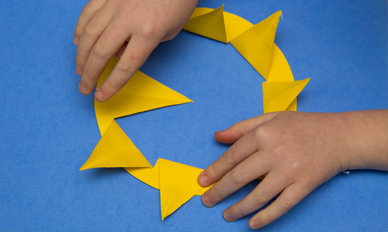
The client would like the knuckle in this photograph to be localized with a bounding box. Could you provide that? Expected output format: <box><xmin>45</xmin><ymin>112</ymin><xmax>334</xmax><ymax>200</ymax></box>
<box><xmin>84</xmin><ymin>22</ymin><xmax>98</xmax><ymax>38</ymax></box>
<box><xmin>75</xmin><ymin>24</ymin><xmax>84</xmax><ymax>34</ymax></box>
<box><xmin>278</xmin><ymin>196</ymin><xmax>293</xmax><ymax>212</ymax></box>
<box><xmin>92</xmin><ymin>43</ymin><xmax>108</xmax><ymax>59</ymax></box>
<box><xmin>254</xmin><ymin>125</ymin><xmax>269</xmax><ymax>140</ymax></box>
<box><xmin>260</xmin><ymin>211</ymin><xmax>275</xmax><ymax>225</ymax></box>
<box><xmin>139</xmin><ymin>18</ymin><xmax>160</xmax><ymax>39</ymax></box>
<box><xmin>224</xmin><ymin>147</ymin><xmax>238</xmax><ymax>167</ymax></box>
<box><xmin>211</xmin><ymin>186</ymin><xmax>225</xmax><ymax>201</ymax></box>
<box><xmin>229</xmin><ymin>205</ymin><xmax>244</xmax><ymax>219</ymax></box>
<box><xmin>81</xmin><ymin>4</ymin><xmax>93</xmax><ymax>18</ymax></box>
<box><xmin>229</xmin><ymin>169</ymin><xmax>246</xmax><ymax>185</ymax></box>
<box><xmin>116</xmin><ymin>61</ymin><xmax>134</xmax><ymax>75</ymax></box>
<box><xmin>252</xmin><ymin>189</ymin><xmax>268</xmax><ymax>206</ymax></box>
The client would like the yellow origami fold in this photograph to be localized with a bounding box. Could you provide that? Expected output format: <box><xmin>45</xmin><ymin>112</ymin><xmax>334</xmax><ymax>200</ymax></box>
<box><xmin>95</xmin><ymin>57</ymin><xmax>193</xmax><ymax>136</ymax></box>
<box><xmin>231</xmin><ymin>11</ymin><xmax>282</xmax><ymax>79</ymax></box>
<box><xmin>263</xmin><ymin>78</ymin><xmax>310</xmax><ymax>113</ymax></box>
<box><xmin>267</xmin><ymin>44</ymin><xmax>298</xmax><ymax>111</ymax></box>
<box><xmin>159</xmin><ymin>158</ymin><xmax>210</xmax><ymax>220</ymax></box>
<box><xmin>125</xmin><ymin>160</ymin><xmax>161</xmax><ymax>190</ymax></box>
<box><xmin>80</xmin><ymin>120</ymin><xmax>152</xmax><ymax>171</ymax></box>
<box><xmin>184</xmin><ymin>7</ymin><xmax>260</xmax><ymax>43</ymax></box>
<box><xmin>183</xmin><ymin>5</ymin><xmax>228</xmax><ymax>43</ymax></box>
<box><xmin>126</xmin><ymin>157</ymin><xmax>213</xmax><ymax>220</ymax></box>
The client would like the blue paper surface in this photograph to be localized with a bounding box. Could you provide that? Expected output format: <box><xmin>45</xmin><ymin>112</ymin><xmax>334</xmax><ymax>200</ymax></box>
<box><xmin>0</xmin><ymin>0</ymin><xmax>387</xmax><ymax>231</ymax></box>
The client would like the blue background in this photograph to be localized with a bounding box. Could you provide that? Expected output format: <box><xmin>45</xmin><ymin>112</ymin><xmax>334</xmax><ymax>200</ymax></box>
<box><xmin>0</xmin><ymin>0</ymin><xmax>387</xmax><ymax>231</ymax></box>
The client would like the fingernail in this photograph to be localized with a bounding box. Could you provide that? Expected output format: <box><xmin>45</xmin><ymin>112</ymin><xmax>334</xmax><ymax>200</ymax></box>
<box><xmin>202</xmin><ymin>195</ymin><xmax>212</xmax><ymax>207</ymax></box>
<box><xmin>198</xmin><ymin>172</ymin><xmax>208</xmax><ymax>186</ymax></box>
<box><xmin>78</xmin><ymin>83</ymin><xmax>89</xmax><ymax>95</ymax></box>
<box><xmin>223</xmin><ymin>212</ymin><xmax>235</xmax><ymax>222</ymax></box>
<box><xmin>249</xmin><ymin>221</ymin><xmax>260</xmax><ymax>230</ymax></box>
<box><xmin>75</xmin><ymin>66</ymin><xmax>82</xmax><ymax>75</ymax></box>
<box><xmin>73</xmin><ymin>36</ymin><xmax>78</xmax><ymax>45</ymax></box>
<box><xmin>95</xmin><ymin>89</ymin><xmax>103</xmax><ymax>102</ymax></box>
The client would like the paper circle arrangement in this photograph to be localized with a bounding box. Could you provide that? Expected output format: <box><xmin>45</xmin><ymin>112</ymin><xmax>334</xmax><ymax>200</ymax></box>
<box><xmin>80</xmin><ymin>6</ymin><xmax>310</xmax><ymax>220</ymax></box>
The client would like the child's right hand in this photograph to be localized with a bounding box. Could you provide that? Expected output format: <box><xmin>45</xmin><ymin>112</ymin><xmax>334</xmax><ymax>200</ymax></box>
<box><xmin>73</xmin><ymin>0</ymin><xmax>198</xmax><ymax>102</ymax></box>
<box><xmin>198</xmin><ymin>110</ymin><xmax>388</xmax><ymax>229</ymax></box>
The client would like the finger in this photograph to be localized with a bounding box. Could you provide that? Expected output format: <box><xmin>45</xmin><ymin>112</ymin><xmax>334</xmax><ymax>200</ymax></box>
<box><xmin>74</xmin><ymin>0</ymin><xmax>107</xmax><ymax>45</ymax></box>
<box><xmin>198</xmin><ymin>128</ymin><xmax>261</xmax><ymax>187</ymax></box>
<box><xmin>94</xmin><ymin>35</ymin><xmax>160</xmax><ymax>102</ymax></box>
<box><xmin>201</xmin><ymin>151</ymin><xmax>269</xmax><ymax>208</ymax></box>
<box><xmin>76</xmin><ymin>5</ymin><xmax>114</xmax><ymax>80</ymax></box>
<box><xmin>222</xmin><ymin>171</ymin><xmax>288</xmax><ymax>222</ymax></box>
<box><xmin>215</xmin><ymin>112</ymin><xmax>279</xmax><ymax>144</ymax></box>
<box><xmin>248</xmin><ymin>182</ymin><xmax>311</xmax><ymax>229</ymax></box>
<box><xmin>79</xmin><ymin>19</ymin><xmax>132</xmax><ymax>96</ymax></box>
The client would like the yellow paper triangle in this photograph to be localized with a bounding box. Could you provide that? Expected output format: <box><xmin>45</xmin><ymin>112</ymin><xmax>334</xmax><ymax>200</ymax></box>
<box><xmin>95</xmin><ymin>57</ymin><xmax>193</xmax><ymax>136</ymax></box>
<box><xmin>125</xmin><ymin>159</ymin><xmax>161</xmax><ymax>190</ymax></box>
<box><xmin>80</xmin><ymin>120</ymin><xmax>152</xmax><ymax>171</ymax></box>
<box><xmin>183</xmin><ymin>5</ymin><xmax>228</xmax><ymax>43</ymax></box>
<box><xmin>231</xmin><ymin>11</ymin><xmax>282</xmax><ymax>79</ymax></box>
<box><xmin>262</xmin><ymin>78</ymin><xmax>310</xmax><ymax>113</ymax></box>
<box><xmin>159</xmin><ymin>158</ymin><xmax>206</xmax><ymax>220</ymax></box>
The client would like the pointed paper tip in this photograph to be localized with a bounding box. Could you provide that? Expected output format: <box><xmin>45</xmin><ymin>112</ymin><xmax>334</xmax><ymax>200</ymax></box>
<box><xmin>278</xmin><ymin>10</ymin><xmax>283</xmax><ymax>18</ymax></box>
<box><xmin>183</xmin><ymin>5</ymin><xmax>228</xmax><ymax>43</ymax></box>
<box><xmin>79</xmin><ymin>159</ymin><xmax>93</xmax><ymax>171</ymax></box>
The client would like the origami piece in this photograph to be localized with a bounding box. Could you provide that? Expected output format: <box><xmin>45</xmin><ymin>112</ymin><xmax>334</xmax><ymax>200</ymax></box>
<box><xmin>183</xmin><ymin>5</ymin><xmax>228</xmax><ymax>43</ymax></box>
<box><xmin>263</xmin><ymin>78</ymin><xmax>310</xmax><ymax>113</ymax></box>
<box><xmin>80</xmin><ymin>120</ymin><xmax>152</xmax><ymax>171</ymax></box>
<box><xmin>159</xmin><ymin>158</ymin><xmax>211</xmax><ymax>220</ymax></box>
<box><xmin>95</xmin><ymin>57</ymin><xmax>193</xmax><ymax>136</ymax></box>
<box><xmin>230</xmin><ymin>11</ymin><xmax>282</xmax><ymax>79</ymax></box>
<box><xmin>81</xmin><ymin>5</ymin><xmax>311</xmax><ymax>221</ymax></box>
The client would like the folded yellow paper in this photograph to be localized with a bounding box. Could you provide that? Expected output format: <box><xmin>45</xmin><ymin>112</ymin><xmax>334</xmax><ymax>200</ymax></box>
<box><xmin>80</xmin><ymin>120</ymin><xmax>152</xmax><ymax>171</ymax></box>
<box><xmin>231</xmin><ymin>11</ymin><xmax>282</xmax><ymax>79</ymax></box>
<box><xmin>125</xmin><ymin>159</ymin><xmax>161</xmax><ymax>190</ymax></box>
<box><xmin>95</xmin><ymin>57</ymin><xmax>193</xmax><ymax>136</ymax></box>
<box><xmin>159</xmin><ymin>158</ymin><xmax>209</xmax><ymax>220</ymax></box>
<box><xmin>263</xmin><ymin>78</ymin><xmax>310</xmax><ymax>113</ymax></box>
<box><xmin>183</xmin><ymin>5</ymin><xmax>228</xmax><ymax>43</ymax></box>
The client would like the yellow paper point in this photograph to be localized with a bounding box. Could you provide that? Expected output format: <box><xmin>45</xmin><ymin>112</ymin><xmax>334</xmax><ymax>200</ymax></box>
<box><xmin>231</xmin><ymin>10</ymin><xmax>282</xmax><ymax>79</ymax></box>
<box><xmin>262</xmin><ymin>78</ymin><xmax>310</xmax><ymax>113</ymax></box>
<box><xmin>95</xmin><ymin>57</ymin><xmax>193</xmax><ymax>136</ymax></box>
<box><xmin>183</xmin><ymin>5</ymin><xmax>228</xmax><ymax>43</ymax></box>
<box><xmin>125</xmin><ymin>159</ymin><xmax>161</xmax><ymax>190</ymax></box>
<box><xmin>159</xmin><ymin>158</ymin><xmax>205</xmax><ymax>220</ymax></box>
<box><xmin>80</xmin><ymin>120</ymin><xmax>152</xmax><ymax>171</ymax></box>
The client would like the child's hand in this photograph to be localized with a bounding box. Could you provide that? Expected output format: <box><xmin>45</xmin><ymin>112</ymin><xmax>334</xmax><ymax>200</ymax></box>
<box><xmin>198</xmin><ymin>110</ymin><xmax>388</xmax><ymax>229</ymax></box>
<box><xmin>74</xmin><ymin>0</ymin><xmax>198</xmax><ymax>102</ymax></box>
